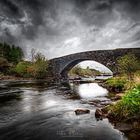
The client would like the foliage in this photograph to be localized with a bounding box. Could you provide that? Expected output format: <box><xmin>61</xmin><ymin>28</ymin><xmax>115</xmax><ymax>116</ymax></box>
<box><xmin>109</xmin><ymin>84</ymin><xmax>140</xmax><ymax>120</ymax></box>
<box><xmin>13</xmin><ymin>53</ymin><xmax>48</xmax><ymax>79</ymax></box>
<box><xmin>69</xmin><ymin>65</ymin><xmax>101</xmax><ymax>77</ymax></box>
<box><xmin>14</xmin><ymin>61</ymin><xmax>32</xmax><ymax>77</ymax></box>
<box><xmin>0</xmin><ymin>42</ymin><xmax>24</xmax><ymax>64</ymax></box>
<box><xmin>105</xmin><ymin>77</ymin><xmax>128</xmax><ymax>92</ymax></box>
<box><xmin>117</xmin><ymin>53</ymin><xmax>139</xmax><ymax>80</ymax></box>
<box><xmin>32</xmin><ymin>53</ymin><xmax>48</xmax><ymax>79</ymax></box>
<box><xmin>0</xmin><ymin>42</ymin><xmax>48</xmax><ymax>79</ymax></box>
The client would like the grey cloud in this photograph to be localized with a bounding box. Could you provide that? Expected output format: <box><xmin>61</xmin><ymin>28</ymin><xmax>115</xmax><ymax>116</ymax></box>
<box><xmin>0</xmin><ymin>0</ymin><xmax>23</xmax><ymax>19</ymax></box>
<box><xmin>0</xmin><ymin>0</ymin><xmax>140</xmax><ymax>59</ymax></box>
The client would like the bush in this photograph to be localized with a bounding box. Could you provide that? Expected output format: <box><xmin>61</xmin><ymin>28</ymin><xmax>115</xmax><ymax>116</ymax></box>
<box><xmin>33</xmin><ymin>60</ymin><xmax>48</xmax><ymax>79</ymax></box>
<box><xmin>105</xmin><ymin>77</ymin><xmax>128</xmax><ymax>92</ymax></box>
<box><xmin>14</xmin><ymin>61</ymin><xmax>31</xmax><ymax>77</ymax></box>
<box><xmin>109</xmin><ymin>84</ymin><xmax>140</xmax><ymax>120</ymax></box>
<box><xmin>117</xmin><ymin>53</ymin><xmax>139</xmax><ymax>80</ymax></box>
<box><xmin>1</xmin><ymin>43</ymin><xmax>24</xmax><ymax>64</ymax></box>
<box><xmin>29</xmin><ymin>52</ymin><xmax>48</xmax><ymax>79</ymax></box>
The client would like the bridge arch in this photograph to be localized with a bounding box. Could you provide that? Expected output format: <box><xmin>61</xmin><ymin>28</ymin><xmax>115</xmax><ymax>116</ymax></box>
<box><xmin>60</xmin><ymin>59</ymin><xmax>112</xmax><ymax>79</ymax></box>
<box><xmin>48</xmin><ymin>48</ymin><xmax>140</xmax><ymax>82</ymax></box>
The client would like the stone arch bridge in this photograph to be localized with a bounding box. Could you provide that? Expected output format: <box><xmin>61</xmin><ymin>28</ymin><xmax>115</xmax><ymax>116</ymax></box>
<box><xmin>47</xmin><ymin>48</ymin><xmax>140</xmax><ymax>82</ymax></box>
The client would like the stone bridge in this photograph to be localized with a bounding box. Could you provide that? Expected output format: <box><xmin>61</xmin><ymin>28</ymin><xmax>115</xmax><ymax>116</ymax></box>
<box><xmin>47</xmin><ymin>48</ymin><xmax>140</xmax><ymax>82</ymax></box>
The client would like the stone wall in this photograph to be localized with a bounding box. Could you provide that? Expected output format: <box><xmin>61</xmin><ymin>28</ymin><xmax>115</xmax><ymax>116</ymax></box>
<box><xmin>47</xmin><ymin>48</ymin><xmax>140</xmax><ymax>82</ymax></box>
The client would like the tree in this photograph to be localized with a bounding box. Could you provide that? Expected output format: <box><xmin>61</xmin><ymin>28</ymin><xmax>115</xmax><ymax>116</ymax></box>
<box><xmin>117</xmin><ymin>53</ymin><xmax>139</xmax><ymax>80</ymax></box>
<box><xmin>31</xmin><ymin>48</ymin><xmax>35</xmax><ymax>62</ymax></box>
<box><xmin>1</xmin><ymin>42</ymin><xmax>24</xmax><ymax>64</ymax></box>
<box><xmin>8</xmin><ymin>45</ymin><xmax>24</xmax><ymax>63</ymax></box>
<box><xmin>33</xmin><ymin>52</ymin><xmax>48</xmax><ymax>79</ymax></box>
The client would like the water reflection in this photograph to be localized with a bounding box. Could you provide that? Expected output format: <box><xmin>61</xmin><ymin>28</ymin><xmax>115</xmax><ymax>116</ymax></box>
<box><xmin>0</xmin><ymin>81</ymin><xmax>130</xmax><ymax>140</ymax></box>
<box><xmin>71</xmin><ymin>83</ymin><xmax>108</xmax><ymax>99</ymax></box>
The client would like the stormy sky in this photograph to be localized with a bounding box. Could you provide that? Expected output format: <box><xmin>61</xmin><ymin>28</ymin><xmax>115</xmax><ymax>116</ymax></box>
<box><xmin>0</xmin><ymin>0</ymin><xmax>140</xmax><ymax>60</ymax></box>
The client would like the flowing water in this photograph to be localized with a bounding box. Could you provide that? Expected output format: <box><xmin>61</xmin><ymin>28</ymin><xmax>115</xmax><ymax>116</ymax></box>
<box><xmin>0</xmin><ymin>80</ymin><xmax>130</xmax><ymax>140</ymax></box>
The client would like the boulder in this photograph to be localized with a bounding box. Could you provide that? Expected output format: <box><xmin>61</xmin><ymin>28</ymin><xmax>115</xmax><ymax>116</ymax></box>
<box><xmin>95</xmin><ymin>108</ymin><xmax>103</xmax><ymax>119</ymax></box>
<box><xmin>75</xmin><ymin>109</ymin><xmax>90</xmax><ymax>115</ymax></box>
<box><xmin>95</xmin><ymin>107</ymin><xmax>109</xmax><ymax>120</ymax></box>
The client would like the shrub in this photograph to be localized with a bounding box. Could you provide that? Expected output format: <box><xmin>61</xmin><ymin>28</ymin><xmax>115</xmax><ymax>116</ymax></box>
<box><xmin>105</xmin><ymin>77</ymin><xmax>128</xmax><ymax>92</ymax></box>
<box><xmin>14</xmin><ymin>61</ymin><xmax>31</xmax><ymax>77</ymax></box>
<box><xmin>117</xmin><ymin>53</ymin><xmax>139</xmax><ymax>80</ymax></box>
<box><xmin>109</xmin><ymin>84</ymin><xmax>140</xmax><ymax>120</ymax></box>
<box><xmin>26</xmin><ymin>52</ymin><xmax>49</xmax><ymax>79</ymax></box>
<box><xmin>33</xmin><ymin>60</ymin><xmax>48</xmax><ymax>79</ymax></box>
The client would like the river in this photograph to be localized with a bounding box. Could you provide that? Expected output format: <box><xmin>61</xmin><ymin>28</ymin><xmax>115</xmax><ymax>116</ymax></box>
<box><xmin>0</xmin><ymin>80</ymin><xmax>130</xmax><ymax>140</ymax></box>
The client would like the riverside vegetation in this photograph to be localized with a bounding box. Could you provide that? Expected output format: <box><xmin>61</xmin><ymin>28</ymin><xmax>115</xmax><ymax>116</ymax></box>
<box><xmin>69</xmin><ymin>65</ymin><xmax>102</xmax><ymax>78</ymax></box>
<box><xmin>0</xmin><ymin>42</ymin><xmax>48</xmax><ymax>79</ymax></box>
<box><xmin>96</xmin><ymin>53</ymin><xmax>140</xmax><ymax>139</ymax></box>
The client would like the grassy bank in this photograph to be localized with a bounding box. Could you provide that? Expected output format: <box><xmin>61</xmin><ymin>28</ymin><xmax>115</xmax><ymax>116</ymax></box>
<box><xmin>104</xmin><ymin>70</ymin><xmax>140</xmax><ymax>92</ymax></box>
<box><xmin>101</xmin><ymin>71</ymin><xmax>140</xmax><ymax>138</ymax></box>
<box><xmin>108</xmin><ymin>84</ymin><xmax>140</xmax><ymax>122</ymax></box>
<box><xmin>95</xmin><ymin>72</ymin><xmax>140</xmax><ymax>139</ymax></box>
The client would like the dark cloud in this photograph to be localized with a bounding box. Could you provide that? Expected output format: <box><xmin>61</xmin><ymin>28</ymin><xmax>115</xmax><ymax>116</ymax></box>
<box><xmin>0</xmin><ymin>0</ymin><xmax>140</xmax><ymax>59</ymax></box>
<box><xmin>0</xmin><ymin>0</ymin><xmax>24</xmax><ymax>19</ymax></box>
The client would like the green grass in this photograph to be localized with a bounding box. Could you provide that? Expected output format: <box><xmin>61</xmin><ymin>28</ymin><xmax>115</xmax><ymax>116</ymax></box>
<box><xmin>109</xmin><ymin>84</ymin><xmax>140</xmax><ymax>121</ymax></box>
<box><xmin>105</xmin><ymin>77</ymin><xmax>128</xmax><ymax>92</ymax></box>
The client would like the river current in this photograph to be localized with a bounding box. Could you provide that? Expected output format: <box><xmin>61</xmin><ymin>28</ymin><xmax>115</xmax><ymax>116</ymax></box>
<box><xmin>0</xmin><ymin>80</ymin><xmax>130</xmax><ymax>140</ymax></box>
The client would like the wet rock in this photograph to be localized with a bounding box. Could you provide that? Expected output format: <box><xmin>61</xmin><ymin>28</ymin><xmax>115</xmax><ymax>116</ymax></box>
<box><xmin>89</xmin><ymin>99</ymin><xmax>100</xmax><ymax>104</ymax></box>
<box><xmin>68</xmin><ymin>94</ymin><xmax>80</xmax><ymax>100</ymax></box>
<box><xmin>75</xmin><ymin>109</ymin><xmax>90</xmax><ymax>115</ymax></box>
<box><xmin>95</xmin><ymin>107</ymin><xmax>109</xmax><ymax>120</ymax></box>
<box><xmin>114</xmin><ymin>123</ymin><xmax>133</xmax><ymax>132</ymax></box>
<box><xmin>80</xmin><ymin>99</ymin><xmax>89</xmax><ymax>104</ymax></box>
<box><xmin>95</xmin><ymin>109</ymin><xmax>103</xmax><ymax>119</ymax></box>
<box><xmin>101</xmin><ymin>105</ymin><xmax>109</xmax><ymax>114</ymax></box>
<box><xmin>100</xmin><ymin>101</ymin><xmax>112</xmax><ymax>106</ymax></box>
<box><xmin>88</xmin><ymin>99</ymin><xmax>112</xmax><ymax>108</ymax></box>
